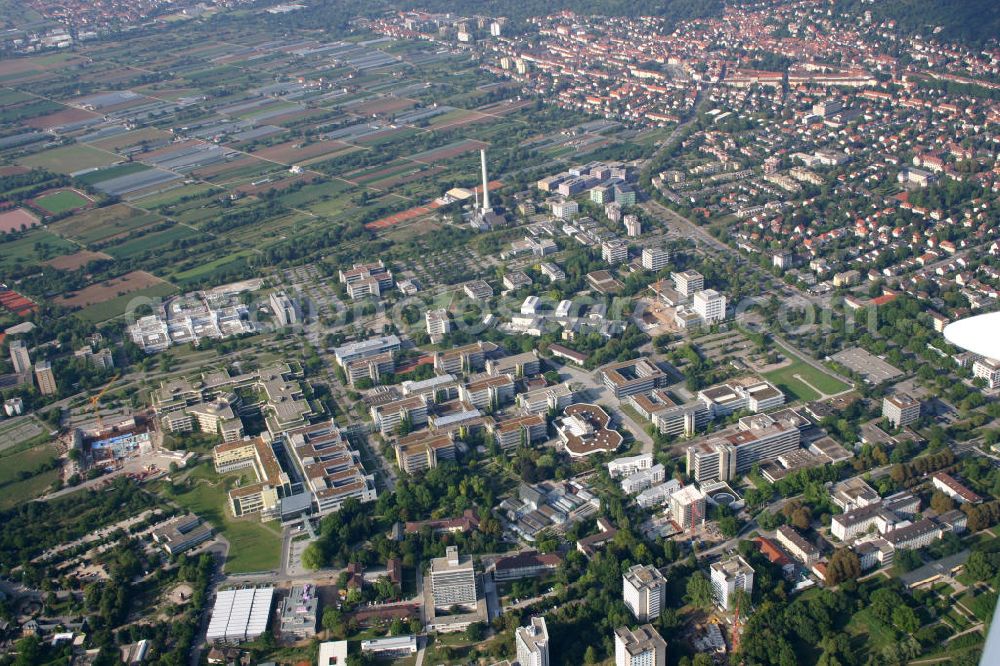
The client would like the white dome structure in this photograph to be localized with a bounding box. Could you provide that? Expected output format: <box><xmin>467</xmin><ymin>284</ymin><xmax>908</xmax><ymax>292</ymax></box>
<box><xmin>943</xmin><ymin>312</ymin><xmax>1000</xmax><ymax>360</ymax></box>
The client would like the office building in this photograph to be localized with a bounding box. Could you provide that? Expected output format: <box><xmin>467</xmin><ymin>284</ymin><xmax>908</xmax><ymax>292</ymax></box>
<box><xmin>601</xmin><ymin>358</ymin><xmax>669</xmax><ymax>398</ymax></box>
<box><xmin>425</xmin><ymin>309</ymin><xmax>451</xmax><ymax>340</ymax></box>
<box><xmin>685</xmin><ymin>413</ymin><xmax>801</xmax><ymax>483</ymax></box>
<box><xmin>370</xmin><ymin>395</ymin><xmax>428</xmax><ymax>435</ymax></box>
<box><xmin>692</xmin><ymin>289</ymin><xmax>726</xmax><ymax>324</ymax></box>
<box><xmin>608</xmin><ymin>453</ymin><xmax>654</xmax><ymax>479</ymax></box>
<box><xmin>669</xmin><ymin>485</ymin><xmax>706</xmax><ymax>530</ymax></box>
<box><xmin>623</xmin><ymin>564</ymin><xmax>667</xmax><ymax>622</ymax></box>
<box><xmin>641</xmin><ymin>247</ymin><xmax>669</xmax><ymax>272</ymax></box>
<box><xmin>278</xmin><ymin>584</ymin><xmax>318</xmax><ymax>640</ymax></box>
<box><xmin>340</xmin><ymin>261</ymin><xmax>394</xmax><ymax>300</ymax></box>
<box><xmin>151</xmin><ymin>514</ymin><xmax>213</xmax><ymax>556</ymax></box>
<box><xmin>517</xmin><ymin>382</ymin><xmax>580</xmax><ymax>415</ymax></box>
<box><xmin>490</xmin><ymin>551</ymin><xmax>562</xmax><ymax>583</ymax></box>
<box><xmin>671</xmin><ymin>270</ymin><xmax>704</xmax><ymax>297</ymax></box>
<box><xmin>621</xmin><ymin>464</ymin><xmax>666</xmax><ymax>495</ymax></box>
<box><xmin>34</xmin><ymin>360</ymin><xmax>57</xmax><ymax>396</ymax></box>
<box><xmin>710</xmin><ymin>555</ymin><xmax>754</xmax><ymax>610</ymax></box>
<box><xmin>430</xmin><ymin>546</ymin><xmax>478</xmax><ymax>610</ymax></box>
<box><xmin>614</xmin><ymin>625</ymin><xmax>666</xmax><ymax>666</ymax></box>
<box><xmin>317</xmin><ymin>641</ymin><xmax>348</xmax><ymax>666</ymax></box>
<box><xmin>395</xmin><ymin>432</ymin><xmax>456</xmax><ymax>474</ymax></box>
<box><xmin>9</xmin><ymin>339</ymin><xmax>31</xmax><ymax>374</ymax></box>
<box><xmin>489</xmin><ymin>413</ymin><xmax>547</xmax><ymax>451</ymax></box>
<box><xmin>540</xmin><ymin>262</ymin><xmax>566</xmax><ymax>282</ymax></box>
<box><xmin>284</xmin><ymin>420</ymin><xmax>378</xmax><ymax>517</ymax></box>
<box><xmin>333</xmin><ymin>335</ymin><xmax>400</xmax><ymax>367</ymax></box>
<box><xmin>433</xmin><ymin>340</ymin><xmax>497</xmax><ymax>375</ymax></box>
<box><xmin>515</xmin><ymin>616</ymin><xmax>550</xmax><ymax>666</ymax></box>
<box><xmin>602</xmin><ymin>239</ymin><xmax>629</xmax><ymax>264</ymax></box>
<box><xmin>360</xmin><ymin>636</ymin><xmax>418</xmax><ymax>658</ymax></box>
<box><xmin>883</xmin><ymin>394</ymin><xmax>920</xmax><ymax>428</ymax></box>
<box><xmin>269</xmin><ymin>291</ymin><xmax>301</xmax><ymax>327</ymax></box>
<box><xmin>831</xmin><ymin>477</ymin><xmax>880</xmax><ymax>511</ymax></box>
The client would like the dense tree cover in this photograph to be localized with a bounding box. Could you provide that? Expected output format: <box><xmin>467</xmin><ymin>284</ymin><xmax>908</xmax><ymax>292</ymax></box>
<box><xmin>0</xmin><ymin>479</ymin><xmax>155</xmax><ymax>571</ymax></box>
<box><xmin>836</xmin><ymin>0</ymin><xmax>1000</xmax><ymax>47</ymax></box>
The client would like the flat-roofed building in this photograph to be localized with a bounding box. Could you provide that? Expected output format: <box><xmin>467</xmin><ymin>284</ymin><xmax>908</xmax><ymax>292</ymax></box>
<box><xmin>831</xmin><ymin>477</ymin><xmax>880</xmax><ymax>511</ymax></box>
<box><xmin>623</xmin><ymin>564</ymin><xmax>667</xmax><ymax>622</ymax></box>
<box><xmin>540</xmin><ymin>262</ymin><xmax>566</xmax><ymax>282</ymax></box>
<box><xmin>340</xmin><ymin>261</ymin><xmax>393</xmax><ymax>300</ymax></box>
<box><xmin>710</xmin><ymin>555</ymin><xmax>754</xmax><ymax>610</ymax></box>
<box><xmin>425</xmin><ymin>309</ymin><xmax>451</xmax><ymax>341</ymax></box>
<box><xmin>279</xmin><ymin>584</ymin><xmax>318</xmax><ymax>640</ymax></box>
<box><xmin>284</xmin><ymin>420</ymin><xmax>377</xmax><ymax>516</ymax></box>
<box><xmin>602</xmin><ymin>239</ymin><xmax>629</xmax><ymax>264</ymax></box>
<box><xmin>516</xmin><ymin>616</ymin><xmax>550</xmax><ymax>666</ymax></box>
<box><xmin>333</xmin><ymin>335</ymin><xmax>400</xmax><ymax>367</ymax></box>
<box><xmin>608</xmin><ymin>453</ymin><xmax>654</xmax><ymax>479</ymax></box>
<box><xmin>669</xmin><ymin>485</ymin><xmax>706</xmax><ymax>529</ymax></box>
<box><xmin>318</xmin><ymin>641</ymin><xmax>348</xmax><ymax>666</ymax></box>
<box><xmin>517</xmin><ymin>382</ymin><xmax>580</xmax><ymax>415</ymax></box>
<box><xmin>489</xmin><ymin>413</ymin><xmax>547</xmax><ymax>451</ymax></box>
<box><xmin>345</xmin><ymin>351</ymin><xmax>395</xmax><ymax>387</ymax></box>
<box><xmin>487</xmin><ymin>351</ymin><xmax>540</xmax><ymax>378</ymax></box>
<box><xmin>151</xmin><ymin>514</ymin><xmax>213</xmax><ymax>555</ymax></box>
<box><xmin>434</xmin><ymin>341</ymin><xmax>497</xmax><ymax>375</ymax></box>
<box><xmin>401</xmin><ymin>373</ymin><xmax>459</xmax><ymax>403</ymax></box>
<box><xmin>601</xmin><ymin>358</ymin><xmax>669</xmax><ymax>399</ymax></box>
<box><xmin>35</xmin><ymin>361</ymin><xmax>57</xmax><ymax>395</ymax></box>
<box><xmin>9</xmin><ymin>339</ymin><xmax>31</xmax><ymax>374</ymax></box>
<box><xmin>205</xmin><ymin>587</ymin><xmax>274</xmax><ymax>646</ymax></box>
<box><xmin>459</xmin><ymin>374</ymin><xmax>515</xmax><ymax>410</ymax></box>
<box><xmin>883</xmin><ymin>394</ymin><xmax>921</xmax><ymax>428</ymax></box>
<box><xmin>641</xmin><ymin>247</ymin><xmax>670</xmax><ymax>272</ymax></box>
<box><xmin>973</xmin><ymin>357</ymin><xmax>1000</xmax><ymax>388</ymax></box>
<box><xmin>672</xmin><ymin>270</ymin><xmax>704</xmax><ymax>297</ymax></box>
<box><xmin>370</xmin><ymin>395</ymin><xmax>428</xmax><ymax>435</ymax></box>
<box><xmin>360</xmin><ymin>636</ymin><xmax>417</xmax><ymax>658</ymax></box>
<box><xmin>395</xmin><ymin>432</ymin><xmax>456</xmax><ymax>474</ymax></box>
<box><xmin>215</xmin><ymin>437</ymin><xmax>289</xmax><ymax>520</ymax></box>
<box><xmin>614</xmin><ymin>624</ymin><xmax>666</xmax><ymax>666</ymax></box>
<box><xmin>636</xmin><ymin>478</ymin><xmax>683</xmax><ymax>509</ymax></box>
<box><xmin>270</xmin><ymin>291</ymin><xmax>301</xmax><ymax>326</ymax></box>
<box><xmin>692</xmin><ymin>289</ymin><xmax>726</xmax><ymax>324</ymax></box>
<box><xmin>430</xmin><ymin>546</ymin><xmax>478</xmax><ymax>610</ymax></box>
<box><xmin>558</xmin><ymin>403</ymin><xmax>623</xmax><ymax>458</ymax></box>
<box><xmin>621</xmin><ymin>464</ymin><xmax>665</xmax><ymax>494</ymax></box>
<box><xmin>685</xmin><ymin>413</ymin><xmax>801</xmax><ymax>482</ymax></box>
<box><xmin>463</xmin><ymin>279</ymin><xmax>494</xmax><ymax>301</ymax></box>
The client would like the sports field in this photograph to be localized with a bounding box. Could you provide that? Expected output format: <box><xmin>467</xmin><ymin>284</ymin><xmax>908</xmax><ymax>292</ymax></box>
<box><xmin>32</xmin><ymin>189</ymin><xmax>91</xmax><ymax>214</ymax></box>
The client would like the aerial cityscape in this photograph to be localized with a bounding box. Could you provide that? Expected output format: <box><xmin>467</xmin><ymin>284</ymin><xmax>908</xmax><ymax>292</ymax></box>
<box><xmin>0</xmin><ymin>0</ymin><xmax>998</xmax><ymax>664</ymax></box>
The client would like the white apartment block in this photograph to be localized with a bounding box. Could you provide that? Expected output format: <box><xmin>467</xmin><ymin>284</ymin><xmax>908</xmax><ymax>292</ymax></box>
<box><xmin>614</xmin><ymin>625</ymin><xmax>666</xmax><ymax>666</ymax></box>
<box><xmin>671</xmin><ymin>270</ymin><xmax>704</xmax><ymax>297</ymax></box>
<box><xmin>685</xmin><ymin>413</ymin><xmax>800</xmax><ymax>483</ymax></box>
<box><xmin>623</xmin><ymin>565</ymin><xmax>667</xmax><ymax>622</ymax></box>
<box><xmin>430</xmin><ymin>546</ymin><xmax>478</xmax><ymax>610</ymax></box>
<box><xmin>608</xmin><ymin>453</ymin><xmax>654</xmax><ymax>479</ymax></box>
<box><xmin>624</xmin><ymin>215</ymin><xmax>642</xmax><ymax>238</ymax></box>
<box><xmin>551</xmin><ymin>199</ymin><xmax>579</xmax><ymax>219</ymax></box>
<box><xmin>425</xmin><ymin>309</ymin><xmax>451</xmax><ymax>339</ymax></box>
<box><xmin>710</xmin><ymin>555</ymin><xmax>754</xmax><ymax>610</ymax></box>
<box><xmin>621</xmin><ymin>464</ymin><xmax>666</xmax><ymax>495</ymax></box>
<box><xmin>269</xmin><ymin>291</ymin><xmax>301</xmax><ymax>326</ymax></box>
<box><xmin>882</xmin><ymin>394</ymin><xmax>920</xmax><ymax>428</ymax></box>
<box><xmin>602</xmin><ymin>239</ymin><xmax>629</xmax><ymax>264</ymax></box>
<box><xmin>515</xmin><ymin>617</ymin><xmax>550</xmax><ymax>666</ymax></box>
<box><xmin>641</xmin><ymin>247</ymin><xmax>669</xmax><ymax>272</ymax></box>
<box><xmin>692</xmin><ymin>289</ymin><xmax>726</xmax><ymax>324</ymax></box>
<box><xmin>669</xmin><ymin>485</ymin><xmax>706</xmax><ymax>529</ymax></box>
<box><xmin>973</xmin><ymin>357</ymin><xmax>1000</xmax><ymax>389</ymax></box>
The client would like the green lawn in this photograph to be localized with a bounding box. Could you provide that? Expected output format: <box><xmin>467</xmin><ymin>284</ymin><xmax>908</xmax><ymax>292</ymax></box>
<box><xmin>33</xmin><ymin>189</ymin><xmax>91</xmax><ymax>214</ymax></box>
<box><xmin>160</xmin><ymin>463</ymin><xmax>281</xmax><ymax>574</ymax></box>
<box><xmin>764</xmin><ymin>345</ymin><xmax>851</xmax><ymax>402</ymax></box>
<box><xmin>0</xmin><ymin>441</ymin><xmax>61</xmax><ymax>510</ymax></box>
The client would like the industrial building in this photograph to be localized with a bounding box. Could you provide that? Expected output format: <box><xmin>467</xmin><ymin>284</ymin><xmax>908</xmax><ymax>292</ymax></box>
<box><xmin>206</xmin><ymin>587</ymin><xmax>274</xmax><ymax>645</ymax></box>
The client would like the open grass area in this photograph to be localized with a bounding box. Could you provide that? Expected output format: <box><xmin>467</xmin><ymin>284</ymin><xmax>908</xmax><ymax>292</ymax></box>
<box><xmin>33</xmin><ymin>189</ymin><xmax>91</xmax><ymax>214</ymax></box>
<box><xmin>19</xmin><ymin>144</ymin><xmax>119</xmax><ymax>174</ymax></box>
<box><xmin>171</xmin><ymin>250</ymin><xmax>256</xmax><ymax>285</ymax></box>
<box><xmin>764</xmin><ymin>345</ymin><xmax>851</xmax><ymax>402</ymax></box>
<box><xmin>0</xmin><ymin>440</ymin><xmax>61</xmax><ymax>510</ymax></box>
<box><xmin>159</xmin><ymin>463</ymin><xmax>281</xmax><ymax>574</ymax></box>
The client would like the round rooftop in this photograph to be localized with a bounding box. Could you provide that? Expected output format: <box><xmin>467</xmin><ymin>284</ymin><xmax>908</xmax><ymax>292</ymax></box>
<box><xmin>943</xmin><ymin>312</ymin><xmax>1000</xmax><ymax>360</ymax></box>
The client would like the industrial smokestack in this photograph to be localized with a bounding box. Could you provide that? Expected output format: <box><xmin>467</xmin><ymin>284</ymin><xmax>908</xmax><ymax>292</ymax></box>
<box><xmin>480</xmin><ymin>149</ymin><xmax>490</xmax><ymax>211</ymax></box>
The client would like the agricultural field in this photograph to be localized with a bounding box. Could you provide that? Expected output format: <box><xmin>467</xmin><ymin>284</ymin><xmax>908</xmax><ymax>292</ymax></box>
<box><xmin>18</xmin><ymin>144</ymin><xmax>119</xmax><ymax>174</ymax></box>
<box><xmin>0</xmin><ymin>228</ymin><xmax>77</xmax><ymax>272</ymax></box>
<box><xmin>75</xmin><ymin>282</ymin><xmax>178</xmax><ymax>323</ymax></box>
<box><xmin>50</xmin><ymin>203</ymin><xmax>162</xmax><ymax>245</ymax></box>
<box><xmin>0</xmin><ymin>207</ymin><xmax>40</xmax><ymax>233</ymax></box>
<box><xmin>55</xmin><ymin>270</ymin><xmax>170</xmax><ymax>308</ymax></box>
<box><xmin>43</xmin><ymin>250</ymin><xmax>112</xmax><ymax>271</ymax></box>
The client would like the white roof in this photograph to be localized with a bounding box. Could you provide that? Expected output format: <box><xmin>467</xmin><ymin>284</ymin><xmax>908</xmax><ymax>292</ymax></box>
<box><xmin>944</xmin><ymin>312</ymin><xmax>1000</xmax><ymax>361</ymax></box>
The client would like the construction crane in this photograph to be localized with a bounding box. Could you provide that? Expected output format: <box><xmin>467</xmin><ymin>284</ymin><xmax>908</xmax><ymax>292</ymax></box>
<box><xmin>89</xmin><ymin>374</ymin><xmax>120</xmax><ymax>432</ymax></box>
<box><xmin>731</xmin><ymin>596</ymin><xmax>744</xmax><ymax>654</ymax></box>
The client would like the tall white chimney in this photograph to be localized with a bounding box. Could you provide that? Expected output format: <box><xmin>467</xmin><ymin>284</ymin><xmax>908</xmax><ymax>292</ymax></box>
<box><xmin>480</xmin><ymin>149</ymin><xmax>490</xmax><ymax>211</ymax></box>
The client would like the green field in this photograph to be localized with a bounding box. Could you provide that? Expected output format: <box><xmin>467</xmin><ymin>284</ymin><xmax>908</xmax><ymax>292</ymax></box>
<box><xmin>0</xmin><ymin>228</ymin><xmax>77</xmax><ymax>271</ymax></box>
<box><xmin>19</xmin><ymin>144</ymin><xmax>119</xmax><ymax>175</ymax></box>
<box><xmin>33</xmin><ymin>189</ymin><xmax>91</xmax><ymax>214</ymax></box>
<box><xmin>160</xmin><ymin>463</ymin><xmax>281</xmax><ymax>574</ymax></box>
<box><xmin>75</xmin><ymin>282</ymin><xmax>178</xmax><ymax>323</ymax></box>
<box><xmin>0</xmin><ymin>441</ymin><xmax>61</xmax><ymax>510</ymax></box>
<box><xmin>75</xmin><ymin>162</ymin><xmax>150</xmax><ymax>186</ymax></box>
<box><xmin>171</xmin><ymin>250</ymin><xmax>256</xmax><ymax>285</ymax></box>
<box><xmin>764</xmin><ymin>345</ymin><xmax>851</xmax><ymax>402</ymax></box>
